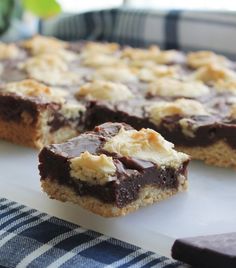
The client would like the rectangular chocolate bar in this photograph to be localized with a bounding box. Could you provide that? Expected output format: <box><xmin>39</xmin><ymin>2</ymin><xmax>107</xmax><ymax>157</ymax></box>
<box><xmin>39</xmin><ymin>122</ymin><xmax>190</xmax><ymax>217</ymax></box>
<box><xmin>172</xmin><ymin>232</ymin><xmax>236</xmax><ymax>268</ymax></box>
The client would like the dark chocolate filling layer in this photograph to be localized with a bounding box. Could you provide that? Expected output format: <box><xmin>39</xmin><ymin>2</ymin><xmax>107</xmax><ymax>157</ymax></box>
<box><xmin>0</xmin><ymin>94</ymin><xmax>42</xmax><ymax>124</ymax></box>
<box><xmin>39</xmin><ymin>123</ymin><xmax>189</xmax><ymax>208</ymax></box>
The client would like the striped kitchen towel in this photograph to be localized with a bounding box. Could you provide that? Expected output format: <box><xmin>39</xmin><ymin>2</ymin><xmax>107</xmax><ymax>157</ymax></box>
<box><xmin>0</xmin><ymin>198</ymin><xmax>187</xmax><ymax>268</ymax></box>
<box><xmin>42</xmin><ymin>8</ymin><xmax>236</xmax><ymax>59</ymax></box>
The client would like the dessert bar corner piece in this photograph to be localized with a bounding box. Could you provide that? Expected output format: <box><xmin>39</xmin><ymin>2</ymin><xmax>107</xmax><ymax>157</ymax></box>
<box><xmin>0</xmin><ymin>79</ymin><xmax>85</xmax><ymax>148</ymax></box>
<box><xmin>39</xmin><ymin>122</ymin><xmax>190</xmax><ymax>217</ymax></box>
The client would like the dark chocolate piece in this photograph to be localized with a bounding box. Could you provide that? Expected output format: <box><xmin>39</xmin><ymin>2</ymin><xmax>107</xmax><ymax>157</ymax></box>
<box><xmin>172</xmin><ymin>233</ymin><xmax>236</xmax><ymax>268</ymax></box>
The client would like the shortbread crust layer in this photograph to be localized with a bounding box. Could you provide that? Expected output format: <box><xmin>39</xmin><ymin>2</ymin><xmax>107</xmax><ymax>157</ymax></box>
<box><xmin>41</xmin><ymin>178</ymin><xmax>188</xmax><ymax>217</ymax></box>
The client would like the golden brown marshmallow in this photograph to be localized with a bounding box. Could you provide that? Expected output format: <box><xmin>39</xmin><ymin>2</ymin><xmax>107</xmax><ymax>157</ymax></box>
<box><xmin>149</xmin><ymin>98</ymin><xmax>208</xmax><ymax>125</ymax></box>
<box><xmin>187</xmin><ymin>51</ymin><xmax>231</xmax><ymax>69</ymax></box>
<box><xmin>190</xmin><ymin>64</ymin><xmax>236</xmax><ymax>83</ymax></box>
<box><xmin>70</xmin><ymin>151</ymin><xmax>116</xmax><ymax>184</ymax></box>
<box><xmin>103</xmin><ymin>127</ymin><xmax>189</xmax><ymax>168</ymax></box>
<box><xmin>22</xmin><ymin>35</ymin><xmax>67</xmax><ymax>55</ymax></box>
<box><xmin>20</xmin><ymin>54</ymin><xmax>80</xmax><ymax>86</ymax></box>
<box><xmin>229</xmin><ymin>104</ymin><xmax>236</xmax><ymax>118</ymax></box>
<box><xmin>0</xmin><ymin>43</ymin><xmax>20</xmax><ymax>59</ymax></box>
<box><xmin>81</xmin><ymin>53</ymin><xmax>124</xmax><ymax>68</ymax></box>
<box><xmin>92</xmin><ymin>66</ymin><xmax>138</xmax><ymax>83</ymax></box>
<box><xmin>154</xmin><ymin>50</ymin><xmax>184</xmax><ymax>64</ymax></box>
<box><xmin>121</xmin><ymin>46</ymin><xmax>160</xmax><ymax>61</ymax></box>
<box><xmin>76</xmin><ymin>80</ymin><xmax>133</xmax><ymax>101</ymax></box>
<box><xmin>214</xmin><ymin>79</ymin><xmax>236</xmax><ymax>94</ymax></box>
<box><xmin>138</xmin><ymin>65</ymin><xmax>180</xmax><ymax>82</ymax></box>
<box><xmin>83</xmin><ymin>42</ymin><xmax>120</xmax><ymax>54</ymax></box>
<box><xmin>3</xmin><ymin>79</ymin><xmax>67</xmax><ymax>103</ymax></box>
<box><xmin>147</xmin><ymin>77</ymin><xmax>210</xmax><ymax>97</ymax></box>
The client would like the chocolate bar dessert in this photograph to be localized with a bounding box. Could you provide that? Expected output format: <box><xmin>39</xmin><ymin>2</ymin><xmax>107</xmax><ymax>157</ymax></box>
<box><xmin>39</xmin><ymin>122</ymin><xmax>190</xmax><ymax>217</ymax></box>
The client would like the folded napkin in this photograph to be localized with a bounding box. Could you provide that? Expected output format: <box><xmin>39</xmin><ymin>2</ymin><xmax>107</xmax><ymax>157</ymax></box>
<box><xmin>0</xmin><ymin>198</ymin><xmax>186</xmax><ymax>268</ymax></box>
<box><xmin>42</xmin><ymin>8</ymin><xmax>236</xmax><ymax>59</ymax></box>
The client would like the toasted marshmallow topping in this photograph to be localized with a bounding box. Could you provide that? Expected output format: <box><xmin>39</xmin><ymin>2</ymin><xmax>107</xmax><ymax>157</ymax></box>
<box><xmin>93</xmin><ymin>67</ymin><xmax>137</xmax><ymax>83</ymax></box>
<box><xmin>60</xmin><ymin>102</ymin><xmax>85</xmax><ymax>119</ymax></box>
<box><xmin>122</xmin><ymin>47</ymin><xmax>182</xmax><ymax>64</ymax></box>
<box><xmin>122</xmin><ymin>46</ymin><xmax>160</xmax><ymax>61</ymax></box>
<box><xmin>23</xmin><ymin>35</ymin><xmax>78</xmax><ymax>61</ymax></box>
<box><xmin>128</xmin><ymin>59</ymin><xmax>157</xmax><ymax>68</ymax></box>
<box><xmin>149</xmin><ymin>98</ymin><xmax>208</xmax><ymax>125</ymax></box>
<box><xmin>214</xmin><ymin>79</ymin><xmax>236</xmax><ymax>94</ymax></box>
<box><xmin>154</xmin><ymin>50</ymin><xmax>183</xmax><ymax>64</ymax></box>
<box><xmin>21</xmin><ymin>53</ymin><xmax>68</xmax><ymax>72</ymax></box>
<box><xmin>20</xmin><ymin>54</ymin><xmax>80</xmax><ymax>86</ymax></box>
<box><xmin>76</xmin><ymin>80</ymin><xmax>133</xmax><ymax>101</ymax></box>
<box><xmin>0</xmin><ymin>63</ymin><xmax>3</xmax><ymax>75</ymax></box>
<box><xmin>103</xmin><ymin>127</ymin><xmax>189</xmax><ymax>167</ymax></box>
<box><xmin>187</xmin><ymin>51</ymin><xmax>231</xmax><ymax>69</ymax></box>
<box><xmin>50</xmin><ymin>49</ymin><xmax>79</xmax><ymax>62</ymax></box>
<box><xmin>70</xmin><ymin>151</ymin><xmax>116</xmax><ymax>184</ymax></box>
<box><xmin>81</xmin><ymin>53</ymin><xmax>123</xmax><ymax>68</ymax></box>
<box><xmin>34</xmin><ymin>70</ymin><xmax>80</xmax><ymax>86</ymax></box>
<box><xmin>191</xmin><ymin>64</ymin><xmax>236</xmax><ymax>83</ymax></box>
<box><xmin>179</xmin><ymin>118</ymin><xmax>198</xmax><ymax>138</ymax></box>
<box><xmin>83</xmin><ymin>42</ymin><xmax>119</xmax><ymax>54</ymax></box>
<box><xmin>3</xmin><ymin>79</ymin><xmax>50</xmax><ymax>96</ymax></box>
<box><xmin>3</xmin><ymin>79</ymin><xmax>67</xmax><ymax>103</ymax></box>
<box><xmin>138</xmin><ymin>65</ymin><xmax>179</xmax><ymax>82</ymax></box>
<box><xmin>147</xmin><ymin>77</ymin><xmax>210</xmax><ymax>97</ymax></box>
<box><xmin>0</xmin><ymin>43</ymin><xmax>20</xmax><ymax>60</ymax></box>
<box><xmin>22</xmin><ymin>35</ymin><xmax>67</xmax><ymax>55</ymax></box>
<box><xmin>229</xmin><ymin>104</ymin><xmax>236</xmax><ymax>118</ymax></box>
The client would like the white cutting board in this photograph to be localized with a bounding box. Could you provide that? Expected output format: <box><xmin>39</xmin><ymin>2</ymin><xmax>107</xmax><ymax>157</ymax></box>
<box><xmin>0</xmin><ymin>140</ymin><xmax>236</xmax><ymax>258</ymax></box>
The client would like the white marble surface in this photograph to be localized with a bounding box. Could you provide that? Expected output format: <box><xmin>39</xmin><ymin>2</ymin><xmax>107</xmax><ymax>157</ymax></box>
<box><xmin>0</xmin><ymin>140</ymin><xmax>235</xmax><ymax>258</ymax></box>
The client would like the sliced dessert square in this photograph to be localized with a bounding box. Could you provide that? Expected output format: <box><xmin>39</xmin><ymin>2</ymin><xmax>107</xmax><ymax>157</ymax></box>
<box><xmin>0</xmin><ymin>79</ymin><xmax>85</xmax><ymax>148</ymax></box>
<box><xmin>39</xmin><ymin>122</ymin><xmax>190</xmax><ymax>217</ymax></box>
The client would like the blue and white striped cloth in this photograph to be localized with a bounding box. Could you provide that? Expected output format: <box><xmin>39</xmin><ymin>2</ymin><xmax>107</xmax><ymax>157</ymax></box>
<box><xmin>0</xmin><ymin>198</ymin><xmax>186</xmax><ymax>268</ymax></box>
<box><xmin>42</xmin><ymin>8</ymin><xmax>236</xmax><ymax>59</ymax></box>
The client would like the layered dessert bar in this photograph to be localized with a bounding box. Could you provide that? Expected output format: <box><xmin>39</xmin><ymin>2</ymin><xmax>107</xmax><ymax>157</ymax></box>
<box><xmin>0</xmin><ymin>36</ymin><xmax>86</xmax><ymax>148</ymax></box>
<box><xmin>85</xmin><ymin>95</ymin><xmax>236</xmax><ymax>168</ymax></box>
<box><xmin>0</xmin><ymin>79</ymin><xmax>85</xmax><ymax>148</ymax></box>
<box><xmin>39</xmin><ymin>122</ymin><xmax>190</xmax><ymax>217</ymax></box>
